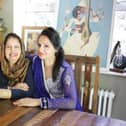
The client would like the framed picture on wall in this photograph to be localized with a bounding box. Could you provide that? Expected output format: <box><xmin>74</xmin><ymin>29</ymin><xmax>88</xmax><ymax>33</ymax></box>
<box><xmin>22</xmin><ymin>26</ymin><xmax>45</xmax><ymax>54</ymax></box>
<box><xmin>57</xmin><ymin>0</ymin><xmax>113</xmax><ymax>69</ymax></box>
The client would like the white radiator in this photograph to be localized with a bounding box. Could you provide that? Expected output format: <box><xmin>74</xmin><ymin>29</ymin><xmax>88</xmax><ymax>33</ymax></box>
<box><xmin>81</xmin><ymin>88</ymin><xmax>115</xmax><ymax>117</ymax></box>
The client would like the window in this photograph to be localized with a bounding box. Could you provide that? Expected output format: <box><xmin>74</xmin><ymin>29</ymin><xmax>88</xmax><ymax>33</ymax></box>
<box><xmin>13</xmin><ymin>0</ymin><xmax>59</xmax><ymax>36</ymax></box>
<box><xmin>109</xmin><ymin>0</ymin><xmax>126</xmax><ymax>74</ymax></box>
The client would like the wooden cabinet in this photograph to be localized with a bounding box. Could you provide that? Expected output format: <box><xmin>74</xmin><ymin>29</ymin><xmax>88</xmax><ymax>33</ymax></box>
<box><xmin>0</xmin><ymin>0</ymin><xmax>3</xmax><ymax>9</ymax></box>
<box><xmin>0</xmin><ymin>26</ymin><xmax>6</xmax><ymax>61</ymax></box>
<box><xmin>0</xmin><ymin>27</ymin><xmax>5</xmax><ymax>43</ymax></box>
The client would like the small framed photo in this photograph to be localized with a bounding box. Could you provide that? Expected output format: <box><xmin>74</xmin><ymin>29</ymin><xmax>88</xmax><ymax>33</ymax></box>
<box><xmin>22</xmin><ymin>26</ymin><xmax>45</xmax><ymax>54</ymax></box>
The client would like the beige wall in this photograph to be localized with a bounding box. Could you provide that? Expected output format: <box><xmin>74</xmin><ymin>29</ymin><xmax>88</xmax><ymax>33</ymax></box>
<box><xmin>99</xmin><ymin>74</ymin><xmax>126</xmax><ymax>121</ymax></box>
<box><xmin>1</xmin><ymin>0</ymin><xmax>126</xmax><ymax>121</ymax></box>
<box><xmin>0</xmin><ymin>0</ymin><xmax>13</xmax><ymax>36</ymax></box>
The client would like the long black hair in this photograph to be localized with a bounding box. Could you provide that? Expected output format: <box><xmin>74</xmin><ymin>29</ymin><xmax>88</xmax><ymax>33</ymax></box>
<box><xmin>38</xmin><ymin>27</ymin><xmax>64</xmax><ymax>81</ymax></box>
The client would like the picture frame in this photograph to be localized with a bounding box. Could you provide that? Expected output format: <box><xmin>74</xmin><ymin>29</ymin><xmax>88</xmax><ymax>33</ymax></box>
<box><xmin>57</xmin><ymin>0</ymin><xmax>113</xmax><ymax>69</ymax></box>
<box><xmin>22</xmin><ymin>26</ymin><xmax>45</xmax><ymax>54</ymax></box>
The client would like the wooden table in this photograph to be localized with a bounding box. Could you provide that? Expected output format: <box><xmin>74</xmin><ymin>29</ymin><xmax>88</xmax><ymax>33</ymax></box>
<box><xmin>0</xmin><ymin>100</ymin><xmax>126</xmax><ymax>126</ymax></box>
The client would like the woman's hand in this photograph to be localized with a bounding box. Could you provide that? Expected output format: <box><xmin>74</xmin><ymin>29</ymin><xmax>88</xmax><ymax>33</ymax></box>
<box><xmin>0</xmin><ymin>89</ymin><xmax>11</xmax><ymax>99</ymax></box>
<box><xmin>8</xmin><ymin>83</ymin><xmax>29</xmax><ymax>91</ymax></box>
<box><xmin>13</xmin><ymin>98</ymin><xmax>41</xmax><ymax>107</ymax></box>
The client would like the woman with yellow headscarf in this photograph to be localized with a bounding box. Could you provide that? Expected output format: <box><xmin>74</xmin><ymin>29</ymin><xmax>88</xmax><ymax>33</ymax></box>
<box><xmin>0</xmin><ymin>33</ymin><xmax>34</xmax><ymax>99</ymax></box>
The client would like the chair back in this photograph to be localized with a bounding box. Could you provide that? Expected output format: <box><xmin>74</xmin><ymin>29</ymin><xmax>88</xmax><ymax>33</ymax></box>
<box><xmin>65</xmin><ymin>55</ymin><xmax>99</xmax><ymax>113</ymax></box>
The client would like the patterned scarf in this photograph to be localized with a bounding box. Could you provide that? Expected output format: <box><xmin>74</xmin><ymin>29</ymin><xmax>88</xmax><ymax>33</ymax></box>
<box><xmin>1</xmin><ymin>38</ymin><xmax>30</xmax><ymax>86</ymax></box>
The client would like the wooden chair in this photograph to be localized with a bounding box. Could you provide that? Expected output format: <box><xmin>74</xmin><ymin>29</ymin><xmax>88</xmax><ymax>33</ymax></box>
<box><xmin>65</xmin><ymin>55</ymin><xmax>100</xmax><ymax>113</ymax></box>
